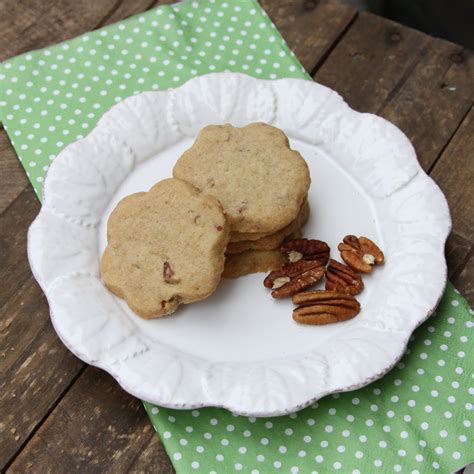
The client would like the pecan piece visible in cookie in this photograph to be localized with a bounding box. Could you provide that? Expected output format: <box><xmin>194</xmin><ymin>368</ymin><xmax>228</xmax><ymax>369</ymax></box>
<box><xmin>292</xmin><ymin>290</ymin><xmax>360</xmax><ymax>325</ymax></box>
<box><xmin>264</xmin><ymin>260</ymin><xmax>325</xmax><ymax>298</ymax></box>
<box><xmin>281</xmin><ymin>238</ymin><xmax>330</xmax><ymax>265</ymax></box>
<box><xmin>325</xmin><ymin>259</ymin><xmax>364</xmax><ymax>295</ymax></box>
<box><xmin>163</xmin><ymin>261</ymin><xmax>180</xmax><ymax>284</ymax></box>
<box><xmin>338</xmin><ymin>235</ymin><xmax>384</xmax><ymax>273</ymax></box>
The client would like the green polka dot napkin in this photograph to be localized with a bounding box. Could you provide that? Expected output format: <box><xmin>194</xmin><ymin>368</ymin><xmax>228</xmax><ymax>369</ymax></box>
<box><xmin>0</xmin><ymin>1</ymin><xmax>472</xmax><ymax>473</ymax></box>
<box><xmin>144</xmin><ymin>284</ymin><xmax>473</xmax><ymax>473</ymax></box>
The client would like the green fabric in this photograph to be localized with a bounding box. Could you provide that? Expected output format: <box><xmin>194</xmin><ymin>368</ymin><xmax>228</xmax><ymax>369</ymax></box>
<box><xmin>145</xmin><ymin>284</ymin><xmax>473</xmax><ymax>473</ymax></box>
<box><xmin>0</xmin><ymin>1</ymin><xmax>472</xmax><ymax>473</ymax></box>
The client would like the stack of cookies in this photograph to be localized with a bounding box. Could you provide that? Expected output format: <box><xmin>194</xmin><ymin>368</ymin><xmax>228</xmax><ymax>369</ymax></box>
<box><xmin>173</xmin><ymin>123</ymin><xmax>311</xmax><ymax>279</ymax></box>
<box><xmin>101</xmin><ymin>123</ymin><xmax>311</xmax><ymax>318</ymax></box>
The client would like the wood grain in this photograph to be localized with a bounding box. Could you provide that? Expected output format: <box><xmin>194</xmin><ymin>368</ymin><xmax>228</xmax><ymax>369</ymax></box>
<box><xmin>381</xmin><ymin>41</ymin><xmax>474</xmax><ymax>171</ymax></box>
<box><xmin>0</xmin><ymin>187</ymin><xmax>40</xmax><ymax>307</ymax></box>
<box><xmin>105</xmin><ymin>0</ymin><xmax>177</xmax><ymax>25</ymax></box>
<box><xmin>0</xmin><ymin>278</ymin><xmax>48</xmax><ymax>375</ymax></box>
<box><xmin>0</xmin><ymin>0</ymin><xmax>117</xmax><ymax>62</ymax></box>
<box><xmin>262</xmin><ymin>0</ymin><xmax>357</xmax><ymax>73</ymax></box>
<box><xmin>0</xmin><ymin>289</ymin><xmax>83</xmax><ymax>469</ymax></box>
<box><xmin>0</xmin><ymin>131</ymin><xmax>28</xmax><ymax>214</ymax></box>
<box><xmin>446</xmin><ymin>232</ymin><xmax>472</xmax><ymax>281</ymax></box>
<box><xmin>8</xmin><ymin>368</ymin><xmax>174</xmax><ymax>474</ymax></box>
<box><xmin>452</xmin><ymin>254</ymin><xmax>474</xmax><ymax>305</ymax></box>
<box><xmin>433</xmin><ymin>107</ymin><xmax>474</xmax><ymax>307</ymax></box>
<box><xmin>0</xmin><ymin>188</ymin><xmax>84</xmax><ymax>470</ymax></box>
<box><xmin>431</xmin><ymin>107</ymin><xmax>474</xmax><ymax>243</ymax></box>
<box><xmin>127</xmin><ymin>434</ymin><xmax>175</xmax><ymax>473</ymax></box>
<box><xmin>315</xmin><ymin>12</ymin><xmax>430</xmax><ymax>112</ymax></box>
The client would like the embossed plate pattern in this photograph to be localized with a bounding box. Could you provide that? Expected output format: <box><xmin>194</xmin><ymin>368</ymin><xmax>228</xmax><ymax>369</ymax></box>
<box><xmin>28</xmin><ymin>73</ymin><xmax>451</xmax><ymax>416</ymax></box>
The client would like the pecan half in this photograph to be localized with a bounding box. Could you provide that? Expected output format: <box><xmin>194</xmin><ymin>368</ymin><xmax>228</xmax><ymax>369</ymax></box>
<box><xmin>264</xmin><ymin>260</ymin><xmax>325</xmax><ymax>298</ymax></box>
<box><xmin>292</xmin><ymin>290</ymin><xmax>361</xmax><ymax>325</ymax></box>
<box><xmin>338</xmin><ymin>235</ymin><xmax>384</xmax><ymax>273</ymax></box>
<box><xmin>281</xmin><ymin>238</ymin><xmax>330</xmax><ymax>265</ymax></box>
<box><xmin>325</xmin><ymin>259</ymin><xmax>364</xmax><ymax>295</ymax></box>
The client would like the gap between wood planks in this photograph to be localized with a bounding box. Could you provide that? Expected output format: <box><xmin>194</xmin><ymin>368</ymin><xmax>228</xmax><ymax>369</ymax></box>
<box><xmin>2</xmin><ymin>366</ymin><xmax>87</xmax><ymax>472</ymax></box>
<box><xmin>426</xmin><ymin>104</ymin><xmax>472</xmax><ymax>175</ymax></box>
<box><xmin>308</xmin><ymin>9</ymin><xmax>358</xmax><ymax>77</ymax></box>
<box><xmin>451</xmin><ymin>240</ymin><xmax>473</xmax><ymax>286</ymax></box>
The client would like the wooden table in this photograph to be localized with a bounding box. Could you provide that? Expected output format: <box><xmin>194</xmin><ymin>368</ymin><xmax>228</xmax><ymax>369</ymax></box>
<box><xmin>1</xmin><ymin>0</ymin><xmax>472</xmax><ymax>471</ymax></box>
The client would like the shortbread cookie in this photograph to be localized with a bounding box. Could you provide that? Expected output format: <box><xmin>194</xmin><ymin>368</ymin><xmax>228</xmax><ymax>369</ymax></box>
<box><xmin>229</xmin><ymin>227</ymin><xmax>283</xmax><ymax>243</ymax></box>
<box><xmin>101</xmin><ymin>178</ymin><xmax>229</xmax><ymax>319</ymax></box>
<box><xmin>222</xmin><ymin>249</ymin><xmax>287</xmax><ymax>279</ymax></box>
<box><xmin>173</xmin><ymin>123</ymin><xmax>310</xmax><ymax>234</ymax></box>
<box><xmin>229</xmin><ymin>198</ymin><xmax>308</xmax><ymax>243</ymax></box>
<box><xmin>222</xmin><ymin>229</ymin><xmax>302</xmax><ymax>278</ymax></box>
<box><xmin>226</xmin><ymin>200</ymin><xmax>310</xmax><ymax>254</ymax></box>
<box><xmin>229</xmin><ymin>228</ymin><xmax>275</xmax><ymax>243</ymax></box>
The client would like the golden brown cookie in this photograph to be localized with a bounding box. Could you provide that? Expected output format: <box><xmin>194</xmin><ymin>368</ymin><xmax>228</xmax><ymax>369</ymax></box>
<box><xmin>222</xmin><ymin>229</ymin><xmax>303</xmax><ymax>278</ymax></box>
<box><xmin>173</xmin><ymin>123</ymin><xmax>310</xmax><ymax>234</ymax></box>
<box><xmin>229</xmin><ymin>199</ymin><xmax>308</xmax><ymax>243</ymax></box>
<box><xmin>226</xmin><ymin>200</ymin><xmax>309</xmax><ymax>254</ymax></box>
<box><xmin>229</xmin><ymin>229</ymin><xmax>274</xmax><ymax>243</ymax></box>
<box><xmin>222</xmin><ymin>249</ymin><xmax>287</xmax><ymax>279</ymax></box>
<box><xmin>229</xmin><ymin>227</ymin><xmax>281</xmax><ymax>243</ymax></box>
<box><xmin>101</xmin><ymin>178</ymin><xmax>229</xmax><ymax>319</ymax></box>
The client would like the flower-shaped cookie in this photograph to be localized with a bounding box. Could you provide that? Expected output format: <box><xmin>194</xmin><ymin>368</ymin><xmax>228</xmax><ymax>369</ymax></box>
<box><xmin>173</xmin><ymin>123</ymin><xmax>311</xmax><ymax>234</ymax></box>
<box><xmin>101</xmin><ymin>178</ymin><xmax>229</xmax><ymax>318</ymax></box>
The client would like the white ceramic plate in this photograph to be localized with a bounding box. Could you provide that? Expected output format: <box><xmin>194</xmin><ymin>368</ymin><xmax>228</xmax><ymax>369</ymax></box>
<box><xmin>28</xmin><ymin>73</ymin><xmax>451</xmax><ymax>416</ymax></box>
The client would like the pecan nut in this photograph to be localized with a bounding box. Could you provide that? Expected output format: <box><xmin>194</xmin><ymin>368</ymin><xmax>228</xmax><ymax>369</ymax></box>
<box><xmin>264</xmin><ymin>260</ymin><xmax>325</xmax><ymax>298</ymax></box>
<box><xmin>281</xmin><ymin>238</ymin><xmax>330</xmax><ymax>265</ymax></box>
<box><xmin>325</xmin><ymin>259</ymin><xmax>364</xmax><ymax>295</ymax></box>
<box><xmin>292</xmin><ymin>290</ymin><xmax>360</xmax><ymax>325</ymax></box>
<box><xmin>338</xmin><ymin>235</ymin><xmax>384</xmax><ymax>273</ymax></box>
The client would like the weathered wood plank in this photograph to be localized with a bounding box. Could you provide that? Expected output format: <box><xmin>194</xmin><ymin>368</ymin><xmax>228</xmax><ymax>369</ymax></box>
<box><xmin>104</xmin><ymin>0</ymin><xmax>175</xmax><ymax>26</ymax></box>
<box><xmin>446</xmin><ymin>232</ymin><xmax>472</xmax><ymax>281</ymax></box>
<box><xmin>0</xmin><ymin>187</ymin><xmax>40</xmax><ymax>306</ymax></box>
<box><xmin>0</xmin><ymin>130</ymin><xmax>29</xmax><ymax>214</ymax></box>
<box><xmin>0</xmin><ymin>278</ymin><xmax>47</xmax><ymax>375</ymax></box>
<box><xmin>0</xmin><ymin>299</ymin><xmax>84</xmax><ymax>469</ymax></box>
<box><xmin>0</xmin><ymin>185</ymin><xmax>84</xmax><ymax>472</ymax></box>
<box><xmin>430</xmin><ymin>107</ymin><xmax>474</xmax><ymax>243</ymax></box>
<box><xmin>99</xmin><ymin>0</ymin><xmax>157</xmax><ymax>26</ymax></box>
<box><xmin>128</xmin><ymin>433</ymin><xmax>175</xmax><ymax>474</ymax></box>
<box><xmin>314</xmin><ymin>12</ymin><xmax>474</xmax><ymax>172</ymax></box>
<box><xmin>8</xmin><ymin>368</ymin><xmax>173</xmax><ymax>474</ymax></box>
<box><xmin>452</xmin><ymin>254</ymin><xmax>474</xmax><ymax>307</ymax></box>
<box><xmin>431</xmin><ymin>107</ymin><xmax>474</xmax><ymax>308</ymax></box>
<box><xmin>380</xmin><ymin>41</ymin><xmax>474</xmax><ymax>171</ymax></box>
<box><xmin>315</xmin><ymin>12</ymin><xmax>430</xmax><ymax>112</ymax></box>
<box><xmin>0</xmin><ymin>0</ymin><xmax>117</xmax><ymax>62</ymax></box>
<box><xmin>262</xmin><ymin>0</ymin><xmax>357</xmax><ymax>73</ymax></box>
